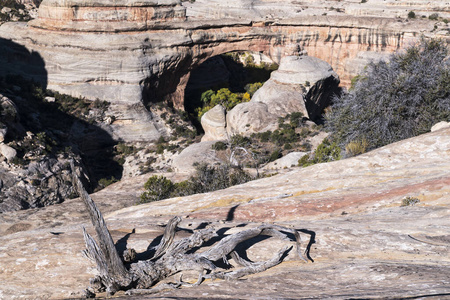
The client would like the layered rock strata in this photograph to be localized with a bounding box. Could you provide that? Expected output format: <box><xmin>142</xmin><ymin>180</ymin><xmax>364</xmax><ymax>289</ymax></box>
<box><xmin>0</xmin><ymin>0</ymin><xmax>446</xmax><ymax>141</ymax></box>
<box><xmin>31</xmin><ymin>0</ymin><xmax>186</xmax><ymax>32</ymax></box>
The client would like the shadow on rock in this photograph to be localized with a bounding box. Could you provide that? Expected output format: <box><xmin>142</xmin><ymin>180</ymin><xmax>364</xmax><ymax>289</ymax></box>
<box><xmin>0</xmin><ymin>37</ymin><xmax>123</xmax><ymax>213</ymax></box>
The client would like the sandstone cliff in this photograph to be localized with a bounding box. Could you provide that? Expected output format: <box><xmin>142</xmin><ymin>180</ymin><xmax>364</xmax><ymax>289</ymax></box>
<box><xmin>0</xmin><ymin>126</ymin><xmax>449</xmax><ymax>298</ymax></box>
<box><xmin>0</xmin><ymin>0</ymin><xmax>447</xmax><ymax>141</ymax></box>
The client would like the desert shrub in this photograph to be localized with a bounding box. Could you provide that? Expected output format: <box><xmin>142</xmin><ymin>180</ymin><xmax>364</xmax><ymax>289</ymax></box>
<box><xmin>212</xmin><ymin>141</ymin><xmax>227</xmax><ymax>151</ymax></box>
<box><xmin>289</xmin><ymin>112</ymin><xmax>304</xmax><ymax>127</ymax></box>
<box><xmin>326</xmin><ymin>38</ymin><xmax>450</xmax><ymax>150</ymax></box>
<box><xmin>401</xmin><ymin>196</ymin><xmax>420</xmax><ymax>206</ymax></box>
<box><xmin>268</xmin><ymin>149</ymin><xmax>282</xmax><ymax>162</ymax></box>
<box><xmin>115</xmin><ymin>143</ymin><xmax>136</xmax><ymax>156</ymax></box>
<box><xmin>197</xmin><ymin>88</ymin><xmax>248</xmax><ymax>118</ymax></box>
<box><xmin>139</xmin><ymin>163</ymin><xmax>253</xmax><ymax>203</ymax></box>
<box><xmin>230</xmin><ymin>134</ymin><xmax>251</xmax><ymax>148</ymax></box>
<box><xmin>140</xmin><ymin>175</ymin><xmax>175</xmax><ymax>203</ymax></box>
<box><xmin>408</xmin><ymin>11</ymin><xmax>416</xmax><ymax>19</ymax></box>
<box><xmin>97</xmin><ymin>176</ymin><xmax>118</xmax><ymax>189</ymax></box>
<box><xmin>36</xmin><ymin>131</ymin><xmax>57</xmax><ymax>154</ymax></box>
<box><xmin>244</xmin><ymin>82</ymin><xmax>263</xmax><ymax>98</ymax></box>
<box><xmin>297</xmin><ymin>154</ymin><xmax>311</xmax><ymax>167</ymax></box>
<box><xmin>255</xmin><ymin>131</ymin><xmax>272</xmax><ymax>142</ymax></box>
<box><xmin>298</xmin><ymin>138</ymin><xmax>341</xmax><ymax>167</ymax></box>
<box><xmin>428</xmin><ymin>13</ymin><xmax>439</xmax><ymax>20</ymax></box>
<box><xmin>345</xmin><ymin>138</ymin><xmax>368</xmax><ymax>157</ymax></box>
<box><xmin>270</xmin><ymin>127</ymin><xmax>297</xmax><ymax>146</ymax></box>
<box><xmin>313</xmin><ymin>138</ymin><xmax>341</xmax><ymax>162</ymax></box>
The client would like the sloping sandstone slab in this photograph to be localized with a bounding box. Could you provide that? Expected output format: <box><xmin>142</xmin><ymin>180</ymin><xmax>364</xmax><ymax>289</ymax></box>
<box><xmin>0</xmin><ymin>127</ymin><xmax>449</xmax><ymax>299</ymax></box>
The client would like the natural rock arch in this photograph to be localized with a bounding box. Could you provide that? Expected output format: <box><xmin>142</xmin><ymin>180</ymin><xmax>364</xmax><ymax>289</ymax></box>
<box><xmin>159</xmin><ymin>42</ymin><xmax>292</xmax><ymax>111</ymax></box>
<box><xmin>0</xmin><ymin>0</ymin><xmax>432</xmax><ymax>141</ymax></box>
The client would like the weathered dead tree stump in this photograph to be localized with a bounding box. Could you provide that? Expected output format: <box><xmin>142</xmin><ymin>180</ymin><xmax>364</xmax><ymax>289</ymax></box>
<box><xmin>71</xmin><ymin>162</ymin><xmax>308</xmax><ymax>297</ymax></box>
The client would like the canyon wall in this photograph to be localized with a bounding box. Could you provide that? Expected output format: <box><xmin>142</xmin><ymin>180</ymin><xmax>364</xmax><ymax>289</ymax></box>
<box><xmin>0</xmin><ymin>0</ymin><xmax>447</xmax><ymax>141</ymax></box>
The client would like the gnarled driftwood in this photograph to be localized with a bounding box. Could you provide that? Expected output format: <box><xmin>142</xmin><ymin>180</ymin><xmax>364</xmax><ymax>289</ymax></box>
<box><xmin>72</xmin><ymin>162</ymin><xmax>308</xmax><ymax>297</ymax></box>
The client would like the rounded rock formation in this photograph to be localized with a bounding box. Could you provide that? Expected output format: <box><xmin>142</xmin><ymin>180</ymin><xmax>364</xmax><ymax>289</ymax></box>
<box><xmin>225</xmin><ymin>55</ymin><xmax>340</xmax><ymax>137</ymax></box>
<box><xmin>201</xmin><ymin>104</ymin><xmax>228</xmax><ymax>142</ymax></box>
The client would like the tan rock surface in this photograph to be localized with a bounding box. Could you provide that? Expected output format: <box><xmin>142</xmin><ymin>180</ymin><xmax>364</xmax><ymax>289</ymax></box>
<box><xmin>201</xmin><ymin>104</ymin><xmax>228</xmax><ymax>142</ymax></box>
<box><xmin>1</xmin><ymin>0</ymin><xmax>447</xmax><ymax>141</ymax></box>
<box><xmin>1</xmin><ymin>128</ymin><xmax>449</xmax><ymax>299</ymax></box>
<box><xmin>171</xmin><ymin>140</ymin><xmax>222</xmax><ymax>174</ymax></box>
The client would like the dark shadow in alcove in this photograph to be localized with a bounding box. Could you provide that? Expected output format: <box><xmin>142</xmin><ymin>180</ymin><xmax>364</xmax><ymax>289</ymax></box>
<box><xmin>0</xmin><ymin>37</ymin><xmax>48</xmax><ymax>88</ymax></box>
<box><xmin>183</xmin><ymin>52</ymin><xmax>278</xmax><ymax>132</ymax></box>
<box><xmin>0</xmin><ymin>36</ymin><xmax>123</xmax><ymax>194</ymax></box>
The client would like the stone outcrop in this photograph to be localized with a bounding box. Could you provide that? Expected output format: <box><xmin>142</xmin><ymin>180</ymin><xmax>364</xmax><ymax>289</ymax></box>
<box><xmin>200</xmin><ymin>104</ymin><xmax>228</xmax><ymax>142</ymax></box>
<box><xmin>0</xmin><ymin>143</ymin><xmax>17</xmax><ymax>161</ymax></box>
<box><xmin>224</xmin><ymin>56</ymin><xmax>339</xmax><ymax>137</ymax></box>
<box><xmin>0</xmin><ymin>0</ymin><xmax>446</xmax><ymax>141</ymax></box>
<box><xmin>32</xmin><ymin>0</ymin><xmax>186</xmax><ymax>32</ymax></box>
<box><xmin>226</xmin><ymin>101</ymin><xmax>278</xmax><ymax>137</ymax></box>
<box><xmin>431</xmin><ymin>121</ymin><xmax>450</xmax><ymax>132</ymax></box>
<box><xmin>171</xmin><ymin>140</ymin><xmax>222</xmax><ymax>174</ymax></box>
<box><xmin>0</xmin><ymin>126</ymin><xmax>449</xmax><ymax>299</ymax></box>
<box><xmin>254</xmin><ymin>56</ymin><xmax>340</xmax><ymax>121</ymax></box>
<box><xmin>0</xmin><ymin>157</ymin><xmax>85</xmax><ymax>212</ymax></box>
<box><xmin>261</xmin><ymin>151</ymin><xmax>306</xmax><ymax>171</ymax></box>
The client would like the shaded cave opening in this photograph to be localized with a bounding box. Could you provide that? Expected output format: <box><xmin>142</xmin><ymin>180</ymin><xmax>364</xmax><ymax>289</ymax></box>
<box><xmin>183</xmin><ymin>51</ymin><xmax>279</xmax><ymax>134</ymax></box>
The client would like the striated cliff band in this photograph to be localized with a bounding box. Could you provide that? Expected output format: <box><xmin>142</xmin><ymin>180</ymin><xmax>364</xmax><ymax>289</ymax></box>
<box><xmin>0</xmin><ymin>0</ymin><xmax>448</xmax><ymax>141</ymax></box>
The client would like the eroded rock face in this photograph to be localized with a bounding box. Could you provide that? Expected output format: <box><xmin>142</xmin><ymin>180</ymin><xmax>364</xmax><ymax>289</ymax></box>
<box><xmin>0</xmin><ymin>127</ymin><xmax>449</xmax><ymax>299</ymax></box>
<box><xmin>0</xmin><ymin>0</ymin><xmax>445</xmax><ymax>142</ymax></box>
<box><xmin>32</xmin><ymin>0</ymin><xmax>186</xmax><ymax>31</ymax></box>
<box><xmin>0</xmin><ymin>157</ymin><xmax>84</xmax><ymax>212</ymax></box>
<box><xmin>224</xmin><ymin>56</ymin><xmax>339</xmax><ymax>137</ymax></box>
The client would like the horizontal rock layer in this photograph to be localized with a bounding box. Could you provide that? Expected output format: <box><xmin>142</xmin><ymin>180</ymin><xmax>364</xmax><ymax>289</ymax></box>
<box><xmin>32</xmin><ymin>0</ymin><xmax>186</xmax><ymax>32</ymax></box>
<box><xmin>0</xmin><ymin>0</ymin><xmax>447</xmax><ymax>141</ymax></box>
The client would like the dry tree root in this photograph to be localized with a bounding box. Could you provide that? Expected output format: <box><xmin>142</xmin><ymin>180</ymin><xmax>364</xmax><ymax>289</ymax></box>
<box><xmin>71</xmin><ymin>162</ymin><xmax>308</xmax><ymax>297</ymax></box>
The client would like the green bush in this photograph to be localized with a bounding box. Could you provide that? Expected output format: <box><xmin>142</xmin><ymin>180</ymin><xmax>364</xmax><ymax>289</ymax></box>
<box><xmin>98</xmin><ymin>176</ymin><xmax>118</xmax><ymax>189</ymax></box>
<box><xmin>140</xmin><ymin>175</ymin><xmax>175</xmax><ymax>203</ymax></box>
<box><xmin>408</xmin><ymin>11</ymin><xmax>416</xmax><ymax>19</ymax></box>
<box><xmin>289</xmin><ymin>112</ymin><xmax>304</xmax><ymax>127</ymax></box>
<box><xmin>212</xmin><ymin>141</ymin><xmax>227</xmax><ymax>151</ymax></box>
<box><xmin>268</xmin><ymin>149</ymin><xmax>282</xmax><ymax>162</ymax></box>
<box><xmin>197</xmin><ymin>88</ymin><xmax>248</xmax><ymax>118</ymax></box>
<box><xmin>139</xmin><ymin>163</ymin><xmax>254</xmax><ymax>203</ymax></box>
<box><xmin>428</xmin><ymin>13</ymin><xmax>439</xmax><ymax>20</ymax></box>
<box><xmin>326</xmin><ymin>38</ymin><xmax>450</xmax><ymax>150</ymax></box>
<box><xmin>401</xmin><ymin>196</ymin><xmax>420</xmax><ymax>207</ymax></box>
<box><xmin>230</xmin><ymin>134</ymin><xmax>251</xmax><ymax>148</ymax></box>
<box><xmin>298</xmin><ymin>138</ymin><xmax>341</xmax><ymax>167</ymax></box>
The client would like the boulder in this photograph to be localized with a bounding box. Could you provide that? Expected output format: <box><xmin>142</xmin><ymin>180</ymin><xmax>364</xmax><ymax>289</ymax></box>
<box><xmin>431</xmin><ymin>121</ymin><xmax>450</xmax><ymax>132</ymax></box>
<box><xmin>225</xmin><ymin>56</ymin><xmax>340</xmax><ymax>136</ymax></box>
<box><xmin>0</xmin><ymin>143</ymin><xmax>17</xmax><ymax>161</ymax></box>
<box><xmin>172</xmin><ymin>141</ymin><xmax>222</xmax><ymax>174</ymax></box>
<box><xmin>226</xmin><ymin>102</ymin><xmax>278</xmax><ymax>137</ymax></box>
<box><xmin>251</xmin><ymin>80</ymin><xmax>308</xmax><ymax>117</ymax></box>
<box><xmin>201</xmin><ymin>104</ymin><xmax>229</xmax><ymax>142</ymax></box>
<box><xmin>270</xmin><ymin>56</ymin><xmax>340</xmax><ymax>121</ymax></box>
